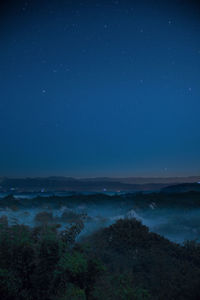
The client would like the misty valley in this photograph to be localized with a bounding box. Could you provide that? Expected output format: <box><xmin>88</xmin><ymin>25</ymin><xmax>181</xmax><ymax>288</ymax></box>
<box><xmin>0</xmin><ymin>190</ymin><xmax>200</xmax><ymax>244</ymax></box>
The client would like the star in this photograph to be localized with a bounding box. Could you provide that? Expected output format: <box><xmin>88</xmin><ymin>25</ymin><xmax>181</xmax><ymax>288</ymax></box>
<box><xmin>22</xmin><ymin>1</ymin><xmax>28</xmax><ymax>11</ymax></box>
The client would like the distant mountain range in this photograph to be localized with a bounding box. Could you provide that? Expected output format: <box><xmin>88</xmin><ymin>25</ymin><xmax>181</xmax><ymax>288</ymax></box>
<box><xmin>80</xmin><ymin>176</ymin><xmax>200</xmax><ymax>184</ymax></box>
<box><xmin>0</xmin><ymin>176</ymin><xmax>199</xmax><ymax>192</ymax></box>
<box><xmin>162</xmin><ymin>182</ymin><xmax>200</xmax><ymax>193</ymax></box>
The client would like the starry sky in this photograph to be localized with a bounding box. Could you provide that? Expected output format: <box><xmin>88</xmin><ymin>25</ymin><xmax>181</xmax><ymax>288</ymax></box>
<box><xmin>0</xmin><ymin>0</ymin><xmax>200</xmax><ymax>178</ymax></box>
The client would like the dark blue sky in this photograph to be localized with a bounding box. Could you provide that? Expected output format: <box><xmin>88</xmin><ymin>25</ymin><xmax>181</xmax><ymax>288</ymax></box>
<box><xmin>0</xmin><ymin>0</ymin><xmax>200</xmax><ymax>177</ymax></box>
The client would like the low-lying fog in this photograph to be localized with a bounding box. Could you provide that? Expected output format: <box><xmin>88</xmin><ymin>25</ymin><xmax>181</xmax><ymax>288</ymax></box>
<box><xmin>0</xmin><ymin>193</ymin><xmax>200</xmax><ymax>244</ymax></box>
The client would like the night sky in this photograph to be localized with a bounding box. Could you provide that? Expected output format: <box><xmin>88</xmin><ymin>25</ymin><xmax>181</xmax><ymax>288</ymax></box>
<box><xmin>0</xmin><ymin>0</ymin><xmax>200</xmax><ymax>177</ymax></box>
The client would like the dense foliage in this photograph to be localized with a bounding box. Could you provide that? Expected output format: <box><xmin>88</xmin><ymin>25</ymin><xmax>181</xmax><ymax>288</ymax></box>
<box><xmin>0</xmin><ymin>217</ymin><xmax>200</xmax><ymax>299</ymax></box>
<box><xmin>82</xmin><ymin>219</ymin><xmax>200</xmax><ymax>299</ymax></box>
<box><xmin>0</xmin><ymin>220</ymin><xmax>96</xmax><ymax>300</ymax></box>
